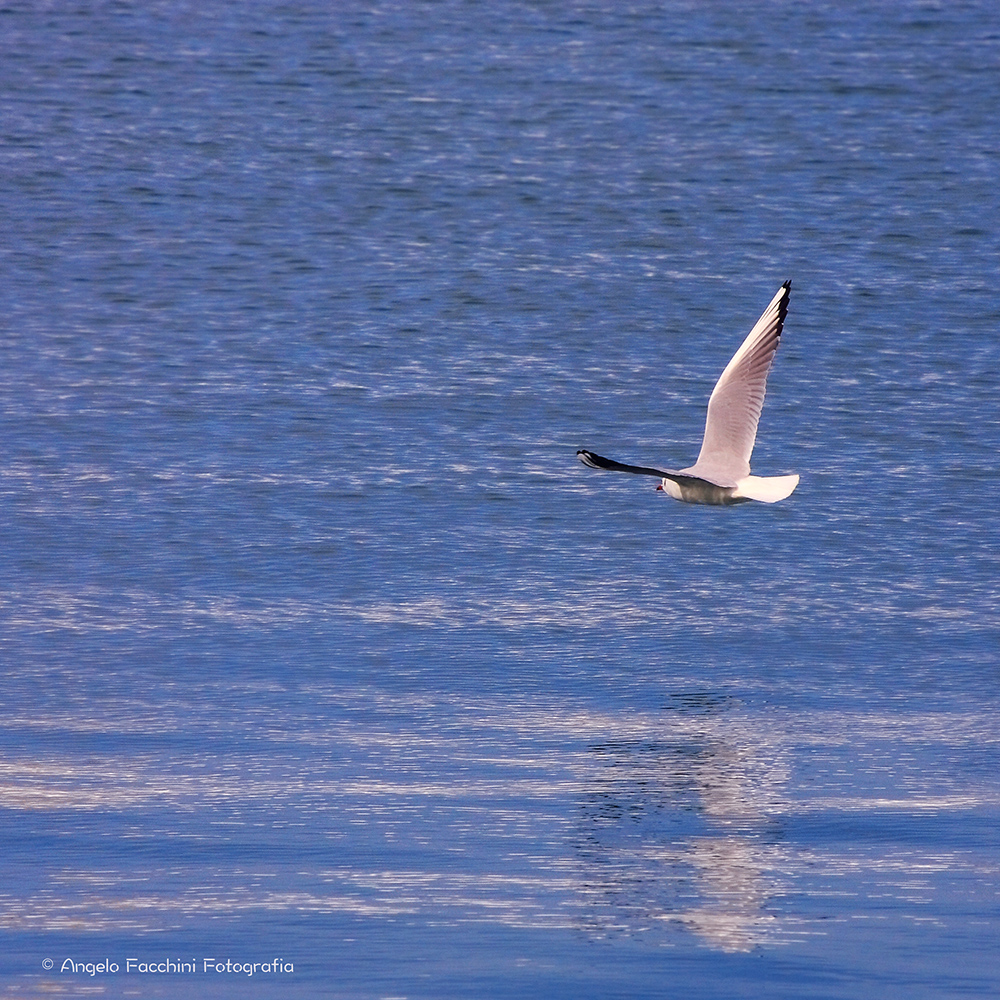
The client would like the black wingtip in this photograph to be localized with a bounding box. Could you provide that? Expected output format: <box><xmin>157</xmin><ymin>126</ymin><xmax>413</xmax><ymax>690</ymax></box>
<box><xmin>775</xmin><ymin>281</ymin><xmax>791</xmax><ymax>333</ymax></box>
<box><xmin>577</xmin><ymin>449</ymin><xmax>671</xmax><ymax>478</ymax></box>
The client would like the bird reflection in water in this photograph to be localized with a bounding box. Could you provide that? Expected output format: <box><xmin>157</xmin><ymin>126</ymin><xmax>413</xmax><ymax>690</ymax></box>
<box><xmin>575</xmin><ymin>692</ymin><xmax>793</xmax><ymax>952</ymax></box>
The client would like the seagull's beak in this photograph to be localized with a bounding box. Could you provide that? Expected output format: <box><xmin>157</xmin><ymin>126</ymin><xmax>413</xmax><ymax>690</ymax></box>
<box><xmin>655</xmin><ymin>483</ymin><xmax>664</xmax><ymax>491</ymax></box>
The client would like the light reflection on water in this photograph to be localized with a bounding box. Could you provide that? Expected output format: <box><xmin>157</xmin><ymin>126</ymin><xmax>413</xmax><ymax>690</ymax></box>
<box><xmin>2</xmin><ymin>686</ymin><xmax>996</xmax><ymax>957</ymax></box>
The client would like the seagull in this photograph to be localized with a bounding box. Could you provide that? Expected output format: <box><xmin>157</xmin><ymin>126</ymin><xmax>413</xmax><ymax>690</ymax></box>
<box><xmin>578</xmin><ymin>281</ymin><xmax>799</xmax><ymax>505</ymax></box>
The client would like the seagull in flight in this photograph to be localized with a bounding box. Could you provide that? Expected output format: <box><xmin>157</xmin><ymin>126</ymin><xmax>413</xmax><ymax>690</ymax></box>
<box><xmin>578</xmin><ymin>281</ymin><xmax>799</xmax><ymax>505</ymax></box>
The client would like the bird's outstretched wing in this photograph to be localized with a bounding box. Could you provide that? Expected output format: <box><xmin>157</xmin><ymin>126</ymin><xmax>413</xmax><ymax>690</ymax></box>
<box><xmin>684</xmin><ymin>281</ymin><xmax>790</xmax><ymax>485</ymax></box>
<box><xmin>577</xmin><ymin>449</ymin><xmax>671</xmax><ymax>478</ymax></box>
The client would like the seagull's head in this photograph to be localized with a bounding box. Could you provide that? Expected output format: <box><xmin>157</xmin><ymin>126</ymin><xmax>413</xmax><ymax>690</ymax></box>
<box><xmin>657</xmin><ymin>478</ymin><xmax>682</xmax><ymax>500</ymax></box>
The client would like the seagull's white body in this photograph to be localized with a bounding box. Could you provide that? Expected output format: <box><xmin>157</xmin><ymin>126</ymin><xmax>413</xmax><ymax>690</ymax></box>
<box><xmin>578</xmin><ymin>281</ymin><xmax>799</xmax><ymax>506</ymax></box>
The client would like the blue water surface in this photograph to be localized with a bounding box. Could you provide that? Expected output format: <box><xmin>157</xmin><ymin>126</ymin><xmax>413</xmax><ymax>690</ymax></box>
<box><xmin>1</xmin><ymin>2</ymin><xmax>999</xmax><ymax>998</ymax></box>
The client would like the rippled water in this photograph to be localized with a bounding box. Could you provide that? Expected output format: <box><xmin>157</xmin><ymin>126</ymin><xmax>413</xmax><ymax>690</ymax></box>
<box><xmin>2</xmin><ymin>2</ymin><xmax>999</xmax><ymax>998</ymax></box>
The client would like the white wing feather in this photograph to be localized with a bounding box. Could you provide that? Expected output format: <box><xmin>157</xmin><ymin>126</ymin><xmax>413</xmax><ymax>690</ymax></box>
<box><xmin>682</xmin><ymin>281</ymin><xmax>790</xmax><ymax>486</ymax></box>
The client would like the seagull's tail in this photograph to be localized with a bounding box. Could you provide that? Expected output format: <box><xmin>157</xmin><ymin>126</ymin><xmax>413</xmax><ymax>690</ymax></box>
<box><xmin>732</xmin><ymin>474</ymin><xmax>799</xmax><ymax>504</ymax></box>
